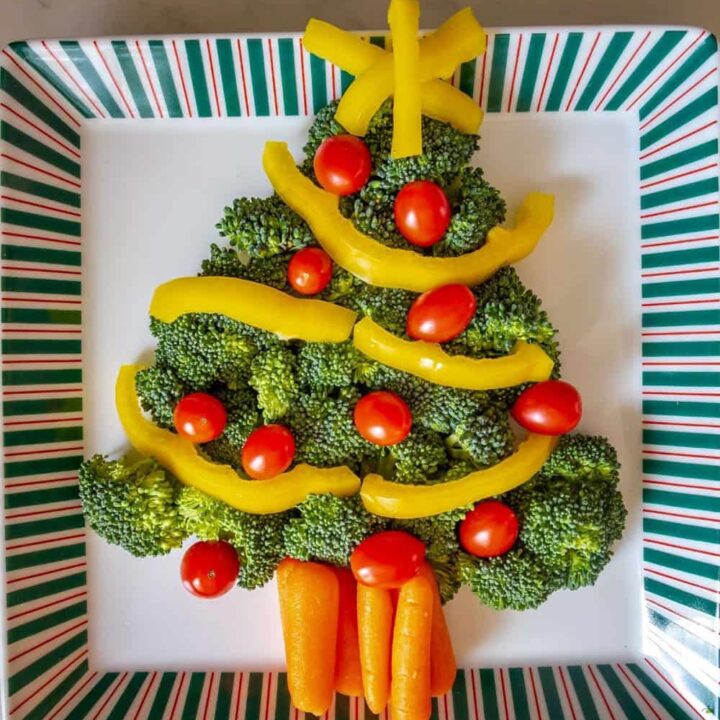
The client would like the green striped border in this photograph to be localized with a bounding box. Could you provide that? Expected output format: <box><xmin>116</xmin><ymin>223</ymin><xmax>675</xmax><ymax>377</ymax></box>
<box><xmin>2</xmin><ymin>26</ymin><xmax>718</xmax><ymax>719</ymax></box>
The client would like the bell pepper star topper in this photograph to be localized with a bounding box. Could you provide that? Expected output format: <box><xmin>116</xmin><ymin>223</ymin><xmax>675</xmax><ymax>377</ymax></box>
<box><xmin>302</xmin><ymin>0</ymin><xmax>487</xmax><ymax>158</ymax></box>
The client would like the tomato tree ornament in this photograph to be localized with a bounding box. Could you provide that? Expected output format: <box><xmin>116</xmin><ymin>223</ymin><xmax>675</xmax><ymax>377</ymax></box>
<box><xmin>314</xmin><ymin>134</ymin><xmax>372</xmax><ymax>196</ymax></box>
<box><xmin>173</xmin><ymin>392</ymin><xmax>227</xmax><ymax>443</ymax></box>
<box><xmin>241</xmin><ymin>424</ymin><xmax>296</xmax><ymax>479</ymax></box>
<box><xmin>288</xmin><ymin>247</ymin><xmax>333</xmax><ymax>295</ymax></box>
<box><xmin>459</xmin><ymin>501</ymin><xmax>519</xmax><ymax>558</ymax></box>
<box><xmin>350</xmin><ymin>530</ymin><xmax>426</xmax><ymax>587</ymax></box>
<box><xmin>512</xmin><ymin>380</ymin><xmax>582</xmax><ymax>435</ymax></box>
<box><xmin>181</xmin><ymin>540</ymin><xmax>240</xmax><ymax>598</ymax></box>
<box><xmin>406</xmin><ymin>283</ymin><xmax>476</xmax><ymax>342</ymax></box>
<box><xmin>394</xmin><ymin>180</ymin><xmax>451</xmax><ymax>247</ymax></box>
<box><xmin>354</xmin><ymin>391</ymin><xmax>412</xmax><ymax>446</ymax></box>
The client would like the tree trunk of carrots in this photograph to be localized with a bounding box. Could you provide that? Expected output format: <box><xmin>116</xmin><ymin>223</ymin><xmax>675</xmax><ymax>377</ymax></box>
<box><xmin>334</xmin><ymin>567</ymin><xmax>364</xmax><ymax>697</ymax></box>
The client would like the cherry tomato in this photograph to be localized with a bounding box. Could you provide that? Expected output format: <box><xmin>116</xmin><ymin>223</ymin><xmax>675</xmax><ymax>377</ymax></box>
<box><xmin>459</xmin><ymin>501</ymin><xmax>519</xmax><ymax>558</ymax></box>
<box><xmin>287</xmin><ymin>247</ymin><xmax>333</xmax><ymax>295</ymax></box>
<box><xmin>511</xmin><ymin>380</ymin><xmax>582</xmax><ymax>436</ymax></box>
<box><xmin>314</xmin><ymin>134</ymin><xmax>372</xmax><ymax>196</ymax></box>
<box><xmin>406</xmin><ymin>284</ymin><xmax>477</xmax><ymax>342</ymax></box>
<box><xmin>394</xmin><ymin>180</ymin><xmax>451</xmax><ymax>247</ymax></box>
<box><xmin>181</xmin><ymin>540</ymin><xmax>239</xmax><ymax>598</ymax></box>
<box><xmin>350</xmin><ymin>531</ymin><xmax>426</xmax><ymax>587</ymax></box>
<box><xmin>354</xmin><ymin>391</ymin><xmax>412</xmax><ymax>446</ymax></box>
<box><xmin>173</xmin><ymin>392</ymin><xmax>227</xmax><ymax>443</ymax></box>
<box><xmin>241</xmin><ymin>424</ymin><xmax>296</xmax><ymax>480</ymax></box>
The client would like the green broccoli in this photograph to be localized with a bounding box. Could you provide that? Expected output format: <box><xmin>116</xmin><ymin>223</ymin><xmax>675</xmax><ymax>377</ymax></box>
<box><xmin>79</xmin><ymin>455</ymin><xmax>187</xmax><ymax>557</ymax></box>
<box><xmin>445</xmin><ymin>404</ymin><xmax>514</xmax><ymax>468</ymax></box>
<box><xmin>179</xmin><ymin>487</ymin><xmax>288</xmax><ymax>589</ymax></box>
<box><xmin>539</xmin><ymin>434</ymin><xmax>620</xmax><ymax>482</ymax></box>
<box><xmin>380</xmin><ymin>427</ymin><xmax>448</xmax><ymax>484</ymax></box>
<box><xmin>200</xmin><ymin>243</ymin><xmax>291</xmax><ymax>290</ymax></box>
<box><xmin>301</xmin><ymin>101</ymin><xmax>346</xmax><ymax>165</ymax></box>
<box><xmin>248</xmin><ymin>343</ymin><xmax>298</xmax><ymax>421</ymax></box>
<box><xmin>135</xmin><ymin>364</ymin><xmax>187</xmax><ymax>429</ymax></box>
<box><xmin>351</xmin><ymin>285</ymin><xmax>416</xmax><ymax>337</ymax></box>
<box><xmin>296</xmin><ymin>341</ymin><xmax>361</xmax><ymax>390</ymax></box>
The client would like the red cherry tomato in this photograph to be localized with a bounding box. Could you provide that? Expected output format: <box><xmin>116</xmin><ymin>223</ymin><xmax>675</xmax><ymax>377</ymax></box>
<box><xmin>314</xmin><ymin>134</ymin><xmax>372</xmax><ymax>196</ymax></box>
<box><xmin>459</xmin><ymin>501</ymin><xmax>519</xmax><ymax>558</ymax></box>
<box><xmin>406</xmin><ymin>284</ymin><xmax>477</xmax><ymax>342</ymax></box>
<box><xmin>394</xmin><ymin>180</ymin><xmax>451</xmax><ymax>247</ymax></box>
<box><xmin>173</xmin><ymin>393</ymin><xmax>227</xmax><ymax>443</ymax></box>
<box><xmin>354</xmin><ymin>391</ymin><xmax>412</xmax><ymax>446</ymax></box>
<box><xmin>511</xmin><ymin>380</ymin><xmax>582</xmax><ymax>436</ymax></box>
<box><xmin>350</xmin><ymin>531</ymin><xmax>426</xmax><ymax>587</ymax></box>
<box><xmin>241</xmin><ymin>424</ymin><xmax>296</xmax><ymax>480</ymax></box>
<box><xmin>181</xmin><ymin>540</ymin><xmax>239</xmax><ymax>598</ymax></box>
<box><xmin>288</xmin><ymin>247</ymin><xmax>333</xmax><ymax>295</ymax></box>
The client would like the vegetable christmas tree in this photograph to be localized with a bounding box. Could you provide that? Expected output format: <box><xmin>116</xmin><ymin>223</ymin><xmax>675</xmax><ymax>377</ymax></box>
<box><xmin>79</xmin><ymin>1</ymin><xmax>626</xmax><ymax>716</ymax></box>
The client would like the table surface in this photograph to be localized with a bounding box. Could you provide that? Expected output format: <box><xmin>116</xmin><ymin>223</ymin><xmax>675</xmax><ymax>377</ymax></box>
<box><xmin>2</xmin><ymin>0</ymin><xmax>719</xmax><ymax>49</ymax></box>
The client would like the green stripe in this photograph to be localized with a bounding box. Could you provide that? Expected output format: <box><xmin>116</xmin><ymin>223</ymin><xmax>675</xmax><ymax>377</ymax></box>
<box><xmin>71</xmin><ymin>672</ymin><xmax>120</xmax><ymax>717</ymax></box>
<box><xmin>0</xmin><ymin>171</ymin><xmax>80</xmax><ymax>207</ymax></box>
<box><xmin>8</xmin><ymin>630</ymin><xmax>87</xmax><ymax>695</ymax></box>
<box><xmin>215</xmin><ymin>673</ymin><xmax>235</xmax><ymax>720</ymax></box>
<box><xmin>643</xmin><ymin>488</ymin><xmax>719</xmax><ymax>512</ymax></box>
<box><xmin>479</xmin><ymin>670</ymin><xmax>500</xmax><ymax>720</ymax></box>
<box><xmin>4</xmin><ymin>455</ymin><xmax>83</xmax><ymax>479</ymax></box>
<box><xmin>545</xmin><ymin>33</ymin><xmax>583</xmax><ymax>111</ymax></box>
<box><xmin>567</xmin><ymin>667</ymin><xmax>600</xmax><ymax>720</ymax></box>
<box><xmin>340</xmin><ymin>70</ymin><xmax>353</xmax><ymax>93</ymax></box>
<box><xmin>645</xmin><ymin>547</ymin><xmax>718</xmax><ymax>581</ymax></box>
<box><xmin>645</xmin><ymin>518</ymin><xmax>719</xmax><ymax>545</ymax></box>
<box><xmin>644</xmin><ymin>577</ymin><xmax>716</xmax><ymax>615</ymax></box>
<box><xmin>24</xmin><ymin>661</ymin><xmax>88</xmax><ymax>720</ymax></box>
<box><xmin>180</xmin><ymin>672</ymin><xmax>206</xmax><ymax>720</ymax></box>
<box><xmin>1</xmin><ymin>122</ymin><xmax>80</xmax><ymax>178</ymax></box>
<box><xmin>538</xmin><ymin>667</ymin><xmax>565</xmax><ymax>719</ymax></box>
<box><xmin>277</xmin><ymin>39</ymin><xmax>299</xmax><ymax>116</ymax></box>
<box><xmin>452</xmin><ymin>670</ymin><xmax>470</xmax><ymax>720</ymax></box>
<box><xmin>596</xmin><ymin>665</ymin><xmax>644</xmax><ymax>719</ymax></box>
<box><xmin>642</xmin><ymin>177</ymin><xmax>719</xmax><ymax>210</ymax></box>
<box><xmin>641</xmin><ymin>87</ymin><xmax>718</xmax><ymax>151</ymax></box>
<box><xmin>8</xmin><ymin>600</ymin><xmax>87</xmax><ymax>644</ymax></box>
<box><xmin>487</xmin><ymin>34</ymin><xmax>510</xmax><ymax>112</ymax></box>
<box><xmin>5</xmin><ymin>424</ymin><xmax>83</xmax><ymax>447</ymax></box>
<box><xmin>516</xmin><ymin>34</ymin><xmax>546</xmax><ymax>112</ymax></box>
<box><xmin>2</xmin><ymin>243</ymin><xmax>81</xmax><ymax>266</ymax></box>
<box><xmin>606</xmin><ymin>31</ymin><xmax>686</xmax><ymax>111</ymax></box>
<box><xmin>274</xmin><ymin>673</ymin><xmax>291</xmax><ymax>720</ymax></box>
<box><xmin>649</xmin><ymin>609</ymin><xmax>718</xmax><ymax>663</ymax></box>
<box><xmin>2</xmin><ymin>339</ymin><xmax>81</xmax><ymax>355</ymax></box>
<box><xmin>650</xmin><ymin>644</ymin><xmax>717</xmax><ymax>711</ymax></box>
<box><xmin>148</xmin><ymin>41</ymin><xmax>183</xmax><ymax>118</ymax></box>
<box><xmin>642</xmin><ymin>276</ymin><xmax>719</xmax><ymax>298</ymax></box>
<box><xmin>309</xmin><ymin>53</ymin><xmax>327</xmax><ymax>113</ymax></box>
<box><xmin>5</xmin><ymin>542</ymin><xmax>85</xmax><ymax>572</ymax></box>
<box><xmin>643</xmin><ymin>341</ymin><xmax>720</xmax><ymax>357</ymax></box>
<box><xmin>508</xmin><ymin>668</ymin><xmax>531</xmax><ymax>720</ymax></box>
<box><xmin>107</xmin><ymin>672</ymin><xmax>149</xmax><ymax>720</ymax></box>
<box><xmin>3</xmin><ymin>396</ymin><xmax>82</xmax><ymax>416</ymax></box>
<box><xmin>5</xmin><ymin>484</ymin><xmax>79</xmax><ymax>508</ymax></box>
<box><xmin>643</xmin><ymin>308</ymin><xmax>719</xmax><ymax>327</ymax></box>
<box><xmin>216</xmin><ymin>39</ymin><xmax>241</xmax><ymax>117</ymax></box>
<box><xmin>1</xmin><ymin>274</ymin><xmax>81</xmax><ymax>294</ymax></box>
<box><xmin>1</xmin><ymin>207</ymin><xmax>81</xmax><ymax>236</ymax></box>
<box><xmin>643</xmin><ymin>370</ymin><xmax>719</xmax><ymax>387</ymax></box>
<box><xmin>247</xmin><ymin>40</ymin><xmax>270</xmax><ymax>116</ymax></box>
<box><xmin>640</xmin><ymin>34</ymin><xmax>719</xmax><ymax>120</ymax></box>
<box><xmin>245</xmin><ymin>672</ymin><xmax>264</xmax><ymax>720</ymax></box>
<box><xmin>644</xmin><ymin>458</ymin><xmax>719</xmax><ymax>482</ymax></box>
<box><xmin>642</xmin><ymin>244</ymin><xmax>719</xmax><ymax>268</ymax></box>
<box><xmin>459</xmin><ymin>59</ymin><xmax>476</xmax><ymax>98</ymax></box>
<box><xmin>627</xmin><ymin>662</ymin><xmax>702</xmax><ymax>720</ymax></box>
<box><xmin>59</xmin><ymin>41</ymin><xmax>123</xmax><ymax>118</ymax></box>
<box><xmin>6</xmin><ymin>571</ymin><xmax>86</xmax><ymax>608</ymax></box>
<box><xmin>335</xmin><ymin>693</ymin><xmax>350</xmax><ymax>720</ymax></box>
<box><xmin>641</xmin><ymin>140</ymin><xmax>718</xmax><ymax>180</ymax></box>
<box><xmin>1</xmin><ymin>306</ymin><xmax>81</xmax><ymax>323</ymax></box>
<box><xmin>2</xmin><ymin>369</ymin><xmax>82</xmax><ymax>386</ymax></box>
<box><xmin>8</xmin><ymin>42</ymin><xmax>93</xmax><ymax>118</ymax></box>
<box><xmin>148</xmin><ymin>673</ymin><xmax>178</xmax><ymax>718</ymax></box>
<box><xmin>644</xmin><ymin>399</ymin><xmax>719</xmax><ymax>418</ymax></box>
<box><xmin>112</xmin><ymin>40</ymin><xmax>154</xmax><ymax>118</ymax></box>
<box><xmin>184</xmin><ymin>40</ymin><xmax>212</xmax><ymax>117</ymax></box>
<box><xmin>430</xmin><ymin>696</ymin><xmax>440</xmax><ymax>720</ymax></box>
<box><xmin>575</xmin><ymin>32</ymin><xmax>634</xmax><ymax>111</ymax></box>
<box><xmin>6</xmin><ymin>514</ymin><xmax>85</xmax><ymax>541</ymax></box>
<box><xmin>0</xmin><ymin>68</ymin><xmax>80</xmax><ymax>147</ymax></box>
<box><xmin>641</xmin><ymin>213</ymin><xmax>719</xmax><ymax>240</ymax></box>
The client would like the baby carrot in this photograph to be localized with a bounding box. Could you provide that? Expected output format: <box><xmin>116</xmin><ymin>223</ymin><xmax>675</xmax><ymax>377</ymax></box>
<box><xmin>357</xmin><ymin>583</ymin><xmax>394</xmax><ymax>713</ymax></box>
<box><xmin>419</xmin><ymin>563</ymin><xmax>457</xmax><ymax>696</ymax></box>
<box><xmin>334</xmin><ymin>567</ymin><xmax>363</xmax><ymax>696</ymax></box>
<box><xmin>391</xmin><ymin>574</ymin><xmax>433</xmax><ymax>720</ymax></box>
<box><xmin>276</xmin><ymin>558</ymin><xmax>339</xmax><ymax>714</ymax></box>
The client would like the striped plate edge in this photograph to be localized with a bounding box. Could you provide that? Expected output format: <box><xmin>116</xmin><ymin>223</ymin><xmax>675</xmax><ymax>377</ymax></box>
<box><xmin>1</xmin><ymin>28</ymin><xmax>718</xmax><ymax>720</ymax></box>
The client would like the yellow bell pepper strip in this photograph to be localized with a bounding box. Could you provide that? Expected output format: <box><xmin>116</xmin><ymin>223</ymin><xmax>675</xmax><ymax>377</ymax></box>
<box><xmin>353</xmin><ymin>317</ymin><xmax>554</xmax><ymax>390</ymax></box>
<box><xmin>263</xmin><ymin>141</ymin><xmax>554</xmax><ymax>292</ymax></box>
<box><xmin>116</xmin><ymin>365</ymin><xmax>361</xmax><ymax>514</ymax></box>
<box><xmin>361</xmin><ymin>434</ymin><xmax>557</xmax><ymax>519</ymax></box>
<box><xmin>334</xmin><ymin>8</ymin><xmax>486</xmax><ymax>135</ymax></box>
<box><xmin>388</xmin><ymin>0</ymin><xmax>422</xmax><ymax>158</ymax></box>
<box><xmin>302</xmin><ymin>19</ymin><xmax>483</xmax><ymax>134</ymax></box>
<box><xmin>149</xmin><ymin>276</ymin><xmax>356</xmax><ymax>343</ymax></box>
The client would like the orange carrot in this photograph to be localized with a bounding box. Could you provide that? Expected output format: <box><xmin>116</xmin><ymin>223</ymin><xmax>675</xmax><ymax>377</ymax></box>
<box><xmin>276</xmin><ymin>558</ymin><xmax>339</xmax><ymax>714</ymax></box>
<box><xmin>357</xmin><ymin>583</ymin><xmax>394</xmax><ymax>713</ymax></box>
<box><xmin>391</xmin><ymin>574</ymin><xmax>433</xmax><ymax>720</ymax></box>
<box><xmin>419</xmin><ymin>563</ymin><xmax>457</xmax><ymax>696</ymax></box>
<box><xmin>334</xmin><ymin>567</ymin><xmax>364</xmax><ymax>696</ymax></box>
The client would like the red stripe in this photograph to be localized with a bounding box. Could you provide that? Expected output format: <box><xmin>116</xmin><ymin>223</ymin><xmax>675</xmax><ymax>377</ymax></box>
<box><xmin>506</xmin><ymin>34</ymin><xmax>523</xmax><ymax>112</ymax></box>
<box><xmin>594</xmin><ymin>30</ymin><xmax>652</xmax><ymax>110</ymax></box>
<box><xmin>93</xmin><ymin>40</ymin><xmax>135</xmax><ymax>118</ymax></box>
<box><xmin>235</xmin><ymin>672</ymin><xmax>245</xmax><ymax>720</ymax></box>
<box><xmin>565</xmin><ymin>31</ymin><xmax>601</xmax><ymax>111</ymax></box>
<box><xmin>642</xmin><ymin>420</ymin><xmax>720</xmax><ymax>430</ymax></box>
<box><xmin>0</xmin><ymin>103</ymin><xmax>81</xmax><ymax>159</ymax></box>
<box><xmin>1</xmin><ymin>48</ymin><xmax>82</xmax><ymax>128</ymax></box>
<box><xmin>643</xmin><ymin>507</ymin><xmax>720</xmax><ymax>524</ymax></box>
<box><xmin>528</xmin><ymin>667</ymin><xmax>542</xmax><ymax>719</ymax></box>
<box><xmin>628</xmin><ymin>32</ymin><xmax>707</xmax><ymax>111</ymax></box>
<box><xmin>3</xmin><ymin>389</ymin><xmax>82</xmax><ymax>398</ymax></box>
<box><xmin>646</xmin><ymin>597</ymin><xmax>715</xmax><ymax>632</ymax></box>
<box><xmin>237</xmin><ymin>40</ymin><xmax>251</xmax><ymax>116</ymax></box>
<box><xmin>206</xmin><ymin>40</ymin><xmax>222</xmax><ymax>116</ymax></box>
<box><xmin>643</xmin><ymin>657</ymin><xmax>705</xmax><ymax>719</ymax></box>
<box><xmin>640</xmin><ymin>164</ymin><xmax>719</xmax><ymax>190</ymax></box>
<box><xmin>298</xmin><ymin>38</ymin><xmax>308</xmax><ymax>115</ymax></box>
<box><xmin>479</xmin><ymin>40</ymin><xmax>488</xmax><ymax>107</ymax></box>
<box><xmin>3</xmin><ymin>359</ymin><xmax>81</xmax><ymax>366</ymax></box>
<box><xmin>642</xmin><ymin>448</ymin><xmax>720</xmax><ymax>461</ymax></box>
<box><xmin>1</xmin><ymin>229</ymin><xmax>81</xmax><ymax>247</ymax></box>
<box><xmin>644</xmin><ymin>566</ymin><xmax>717</xmax><ymax>593</ymax></box>
<box><xmin>642</xmin><ymin>328</ymin><xmax>720</xmax><ymax>335</ymax></box>
<box><xmin>6</xmin><ymin>560</ymin><xmax>86</xmax><ymax>585</ymax></box>
<box><xmin>536</xmin><ymin>33</ymin><xmax>560</xmax><ymax>111</ymax></box>
<box><xmin>135</xmin><ymin>40</ymin><xmax>164</xmax><ymax>118</ymax></box>
<box><xmin>133</xmin><ymin>671</ymin><xmax>158</xmax><ymax>720</ymax></box>
<box><xmin>641</xmin><ymin>200</ymin><xmax>718</xmax><ymax>220</ymax></box>
<box><xmin>9</xmin><ymin>649</ymin><xmax>88</xmax><ymax>715</ymax></box>
<box><xmin>2</xmin><ymin>266</ymin><xmax>81</xmax><ymax>278</ymax></box>
<box><xmin>642</xmin><ymin>391</ymin><xmax>720</xmax><ymax>397</ymax></box>
<box><xmin>639</xmin><ymin>120</ymin><xmax>718</xmax><ymax>161</ymax></box>
<box><xmin>470</xmin><ymin>669</ymin><xmax>480</xmax><ymax>720</ymax></box>
<box><xmin>6</xmin><ymin>504</ymin><xmax>83</xmax><ymax>522</ymax></box>
<box><xmin>203</xmin><ymin>672</ymin><xmax>215</xmax><ymax>720</ymax></box>
<box><xmin>267</xmin><ymin>39</ymin><xmax>280</xmax><ymax>114</ymax></box>
<box><xmin>169</xmin><ymin>673</ymin><xmax>187</xmax><ymax>719</ymax></box>
<box><xmin>443</xmin><ymin>691</ymin><xmax>450</xmax><ymax>720</ymax></box>
<box><xmin>642</xmin><ymin>233</ymin><xmax>719</xmax><ymax>249</ymax></box>
<box><xmin>558</xmin><ymin>666</ymin><xmax>577</xmax><ymax>720</ymax></box>
<box><xmin>0</xmin><ymin>195</ymin><xmax>81</xmax><ymax>217</ymax></box>
<box><xmin>8</xmin><ymin>618</ymin><xmax>87</xmax><ymax>662</ymax></box>
<box><xmin>3</xmin><ymin>327</ymin><xmax>81</xmax><ymax>333</ymax></box>
<box><xmin>644</xmin><ymin>536</ymin><xmax>720</xmax><ymax>558</ymax></box>
<box><xmin>7</xmin><ymin>589</ymin><xmax>86</xmax><ymax>622</ymax></box>
<box><xmin>5</xmin><ymin>417</ymin><xmax>83</xmax><ymax>428</ymax></box>
<box><xmin>7</xmin><ymin>532</ymin><xmax>85</xmax><ymax>552</ymax></box>
<box><xmin>499</xmin><ymin>668</ymin><xmax>509</xmax><ymax>720</ymax></box>
<box><xmin>643</xmin><ymin>362</ymin><xmax>720</xmax><ymax>367</ymax></box>
<box><xmin>41</xmin><ymin>41</ymin><xmax>106</xmax><ymax>118</ymax></box>
<box><xmin>641</xmin><ymin>265</ymin><xmax>719</xmax><ymax>279</ymax></box>
<box><xmin>615</xmin><ymin>665</ymin><xmax>663</xmax><ymax>720</ymax></box>
<box><xmin>47</xmin><ymin>669</ymin><xmax>97</xmax><ymax>720</ymax></box>
<box><xmin>0</xmin><ymin>154</ymin><xmax>81</xmax><ymax>191</ymax></box>
<box><xmin>644</xmin><ymin>478</ymin><xmax>720</xmax><ymax>492</ymax></box>
<box><xmin>643</xmin><ymin>298</ymin><xmax>720</xmax><ymax>308</ymax></box>
<box><xmin>91</xmin><ymin>672</ymin><xmax>129</xmax><ymax>720</ymax></box>
<box><xmin>1</xmin><ymin>297</ymin><xmax>81</xmax><ymax>305</ymax></box>
<box><xmin>640</xmin><ymin>67</ymin><xmax>718</xmax><ymax>131</ymax></box>
<box><xmin>586</xmin><ymin>666</ymin><xmax>616</xmax><ymax>720</ymax></box>
<box><xmin>5</xmin><ymin>444</ymin><xmax>84</xmax><ymax>459</ymax></box>
<box><xmin>263</xmin><ymin>672</ymin><xmax>273</xmax><ymax>720</ymax></box>
<box><xmin>173</xmin><ymin>40</ymin><xmax>192</xmax><ymax>117</ymax></box>
<box><xmin>331</xmin><ymin>62</ymin><xmax>337</xmax><ymax>103</ymax></box>
<box><xmin>5</xmin><ymin>475</ymin><xmax>79</xmax><ymax>490</ymax></box>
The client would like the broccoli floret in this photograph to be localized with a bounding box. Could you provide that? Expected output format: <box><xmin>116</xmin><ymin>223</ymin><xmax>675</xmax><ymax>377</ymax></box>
<box><xmin>339</xmin><ymin>180</ymin><xmax>407</xmax><ymax>250</ymax></box>
<box><xmin>179</xmin><ymin>487</ymin><xmax>287</xmax><ymax>589</ymax></box>
<box><xmin>248</xmin><ymin>344</ymin><xmax>298</xmax><ymax>421</ymax></box>
<box><xmin>284</xmin><ymin>494</ymin><xmax>387</xmax><ymax>566</ymax></box>
<box><xmin>217</xmin><ymin>194</ymin><xmax>313</xmax><ymax>258</ymax></box>
<box><xmin>351</xmin><ymin>286</ymin><xmax>415</xmax><ymax>336</ymax></box>
<box><xmin>382</xmin><ymin>427</ymin><xmax>448</xmax><ymax>484</ymax></box>
<box><xmin>135</xmin><ymin>364</ymin><xmax>187</xmax><ymax>429</ymax></box>
<box><xmin>302</xmin><ymin>101</ymin><xmax>346</xmax><ymax>163</ymax></box>
<box><xmin>200</xmin><ymin>243</ymin><xmax>290</xmax><ymax>290</ymax></box>
<box><xmin>297</xmin><ymin>341</ymin><xmax>361</xmax><ymax>390</ymax></box>
<box><xmin>79</xmin><ymin>455</ymin><xmax>187</xmax><ymax>557</ymax></box>
<box><xmin>539</xmin><ymin>434</ymin><xmax>620</xmax><ymax>482</ymax></box>
<box><xmin>445</xmin><ymin>404</ymin><xmax>514</xmax><ymax>467</ymax></box>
